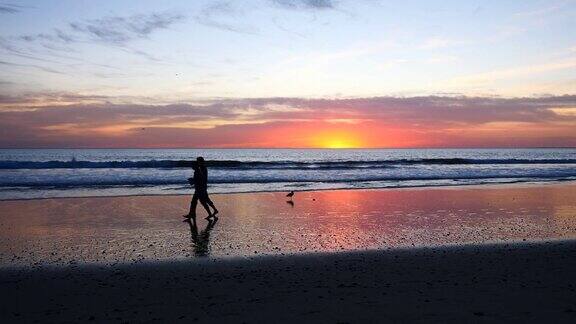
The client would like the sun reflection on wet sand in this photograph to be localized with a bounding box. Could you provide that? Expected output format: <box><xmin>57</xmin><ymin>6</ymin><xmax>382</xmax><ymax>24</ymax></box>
<box><xmin>1</xmin><ymin>183</ymin><xmax>576</xmax><ymax>267</ymax></box>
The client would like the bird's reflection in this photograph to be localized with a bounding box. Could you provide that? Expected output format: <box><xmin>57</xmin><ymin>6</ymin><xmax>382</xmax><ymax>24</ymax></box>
<box><xmin>184</xmin><ymin>218</ymin><xmax>218</xmax><ymax>257</ymax></box>
<box><xmin>286</xmin><ymin>200</ymin><xmax>294</xmax><ymax>207</ymax></box>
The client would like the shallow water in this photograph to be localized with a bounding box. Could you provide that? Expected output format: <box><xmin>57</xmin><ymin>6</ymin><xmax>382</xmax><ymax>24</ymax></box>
<box><xmin>1</xmin><ymin>183</ymin><xmax>576</xmax><ymax>268</ymax></box>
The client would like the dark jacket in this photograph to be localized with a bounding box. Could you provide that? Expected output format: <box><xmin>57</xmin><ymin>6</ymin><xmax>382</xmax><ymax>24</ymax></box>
<box><xmin>193</xmin><ymin>165</ymin><xmax>208</xmax><ymax>190</ymax></box>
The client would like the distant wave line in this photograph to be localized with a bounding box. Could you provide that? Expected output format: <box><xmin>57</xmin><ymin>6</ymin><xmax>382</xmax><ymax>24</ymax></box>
<box><xmin>2</xmin><ymin>158</ymin><xmax>576</xmax><ymax>170</ymax></box>
<box><xmin>2</xmin><ymin>173</ymin><xmax>576</xmax><ymax>188</ymax></box>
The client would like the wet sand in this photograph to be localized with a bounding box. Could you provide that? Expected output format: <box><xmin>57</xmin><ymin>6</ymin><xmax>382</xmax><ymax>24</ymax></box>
<box><xmin>1</xmin><ymin>183</ymin><xmax>576</xmax><ymax>267</ymax></box>
<box><xmin>1</xmin><ymin>183</ymin><xmax>576</xmax><ymax>322</ymax></box>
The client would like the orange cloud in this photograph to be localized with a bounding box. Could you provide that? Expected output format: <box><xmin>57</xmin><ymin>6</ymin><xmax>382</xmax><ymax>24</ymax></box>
<box><xmin>1</xmin><ymin>95</ymin><xmax>575</xmax><ymax>148</ymax></box>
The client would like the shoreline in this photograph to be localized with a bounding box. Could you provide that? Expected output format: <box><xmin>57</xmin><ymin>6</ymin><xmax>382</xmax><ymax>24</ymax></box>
<box><xmin>2</xmin><ymin>178</ymin><xmax>576</xmax><ymax>202</ymax></box>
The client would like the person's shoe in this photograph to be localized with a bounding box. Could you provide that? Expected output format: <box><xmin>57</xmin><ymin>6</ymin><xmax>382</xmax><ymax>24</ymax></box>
<box><xmin>183</xmin><ymin>214</ymin><xmax>195</xmax><ymax>219</ymax></box>
<box><xmin>212</xmin><ymin>209</ymin><xmax>219</xmax><ymax>216</ymax></box>
<box><xmin>204</xmin><ymin>213</ymin><xmax>214</xmax><ymax>220</ymax></box>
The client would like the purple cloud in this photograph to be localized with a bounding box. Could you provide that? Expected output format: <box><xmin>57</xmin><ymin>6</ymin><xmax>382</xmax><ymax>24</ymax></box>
<box><xmin>0</xmin><ymin>95</ymin><xmax>575</xmax><ymax>148</ymax></box>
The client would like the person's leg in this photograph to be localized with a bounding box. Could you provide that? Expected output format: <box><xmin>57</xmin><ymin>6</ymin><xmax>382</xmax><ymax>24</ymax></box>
<box><xmin>200</xmin><ymin>199</ymin><xmax>213</xmax><ymax>219</ymax></box>
<box><xmin>205</xmin><ymin>194</ymin><xmax>218</xmax><ymax>216</ymax></box>
<box><xmin>187</xmin><ymin>192</ymin><xmax>199</xmax><ymax>218</ymax></box>
<box><xmin>198</xmin><ymin>191</ymin><xmax>214</xmax><ymax>218</ymax></box>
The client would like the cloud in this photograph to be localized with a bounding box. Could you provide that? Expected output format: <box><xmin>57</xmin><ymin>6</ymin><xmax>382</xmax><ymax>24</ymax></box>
<box><xmin>69</xmin><ymin>12</ymin><xmax>185</xmax><ymax>45</ymax></box>
<box><xmin>5</xmin><ymin>12</ymin><xmax>185</xmax><ymax>48</ymax></box>
<box><xmin>18</xmin><ymin>29</ymin><xmax>76</xmax><ymax>44</ymax></box>
<box><xmin>0</xmin><ymin>3</ymin><xmax>25</xmax><ymax>14</ymax></box>
<box><xmin>549</xmin><ymin>107</ymin><xmax>576</xmax><ymax>116</ymax></box>
<box><xmin>0</xmin><ymin>11</ymin><xmax>185</xmax><ymax>71</ymax></box>
<box><xmin>195</xmin><ymin>16</ymin><xmax>258</xmax><ymax>34</ymax></box>
<box><xmin>270</xmin><ymin>0</ymin><xmax>337</xmax><ymax>10</ymax></box>
<box><xmin>446</xmin><ymin>59</ymin><xmax>576</xmax><ymax>87</ymax></box>
<box><xmin>1</xmin><ymin>95</ymin><xmax>575</xmax><ymax>148</ymax></box>
<box><xmin>194</xmin><ymin>2</ymin><xmax>258</xmax><ymax>34</ymax></box>
<box><xmin>0</xmin><ymin>59</ymin><xmax>66</xmax><ymax>74</ymax></box>
<box><xmin>0</xmin><ymin>92</ymin><xmax>116</xmax><ymax>107</ymax></box>
<box><xmin>192</xmin><ymin>0</ymin><xmax>339</xmax><ymax>35</ymax></box>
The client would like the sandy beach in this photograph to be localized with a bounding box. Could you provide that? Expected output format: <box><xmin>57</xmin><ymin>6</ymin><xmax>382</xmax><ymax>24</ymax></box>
<box><xmin>2</xmin><ymin>241</ymin><xmax>576</xmax><ymax>323</ymax></box>
<box><xmin>1</xmin><ymin>183</ymin><xmax>576</xmax><ymax>322</ymax></box>
<box><xmin>3</xmin><ymin>0</ymin><xmax>576</xmax><ymax>322</ymax></box>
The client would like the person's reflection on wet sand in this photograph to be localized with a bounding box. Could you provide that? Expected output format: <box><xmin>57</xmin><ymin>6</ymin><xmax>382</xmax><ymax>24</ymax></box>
<box><xmin>184</xmin><ymin>218</ymin><xmax>218</xmax><ymax>257</ymax></box>
<box><xmin>286</xmin><ymin>200</ymin><xmax>294</xmax><ymax>207</ymax></box>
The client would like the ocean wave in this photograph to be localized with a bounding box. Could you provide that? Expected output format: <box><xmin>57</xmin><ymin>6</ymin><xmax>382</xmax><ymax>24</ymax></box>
<box><xmin>1</xmin><ymin>158</ymin><xmax>576</xmax><ymax>170</ymax></box>
<box><xmin>2</xmin><ymin>173</ymin><xmax>575</xmax><ymax>188</ymax></box>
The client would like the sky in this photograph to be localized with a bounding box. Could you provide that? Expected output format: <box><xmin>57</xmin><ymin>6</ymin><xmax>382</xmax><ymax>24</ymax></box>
<box><xmin>1</xmin><ymin>0</ymin><xmax>575</xmax><ymax>148</ymax></box>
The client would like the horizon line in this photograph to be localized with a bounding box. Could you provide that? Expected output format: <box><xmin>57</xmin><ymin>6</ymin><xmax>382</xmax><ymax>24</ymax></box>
<box><xmin>1</xmin><ymin>147</ymin><xmax>575</xmax><ymax>150</ymax></box>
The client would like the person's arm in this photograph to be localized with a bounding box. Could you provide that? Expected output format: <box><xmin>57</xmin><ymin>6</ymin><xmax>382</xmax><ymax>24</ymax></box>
<box><xmin>189</xmin><ymin>165</ymin><xmax>199</xmax><ymax>187</ymax></box>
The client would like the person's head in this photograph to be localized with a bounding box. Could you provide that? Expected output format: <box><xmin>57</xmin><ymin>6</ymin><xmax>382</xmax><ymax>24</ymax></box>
<box><xmin>196</xmin><ymin>156</ymin><xmax>205</xmax><ymax>165</ymax></box>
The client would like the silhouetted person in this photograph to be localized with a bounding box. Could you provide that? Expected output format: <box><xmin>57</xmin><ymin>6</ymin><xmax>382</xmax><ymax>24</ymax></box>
<box><xmin>184</xmin><ymin>217</ymin><xmax>217</xmax><ymax>257</ymax></box>
<box><xmin>185</xmin><ymin>156</ymin><xmax>219</xmax><ymax>220</ymax></box>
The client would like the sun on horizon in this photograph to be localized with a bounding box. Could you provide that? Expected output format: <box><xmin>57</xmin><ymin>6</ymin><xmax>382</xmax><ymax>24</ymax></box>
<box><xmin>321</xmin><ymin>139</ymin><xmax>360</xmax><ymax>149</ymax></box>
<box><xmin>314</xmin><ymin>132</ymin><xmax>364</xmax><ymax>149</ymax></box>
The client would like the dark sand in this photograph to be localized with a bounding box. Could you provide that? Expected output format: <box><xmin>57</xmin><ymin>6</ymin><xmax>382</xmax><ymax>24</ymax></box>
<box><xmin>2</xmin><ymin>241</ymin><xmax>576</xmax><ymax>323</ymax></box>
<box><xmin>1</xmin><ymin>183</ymin><xmax>576</xmax><ymax>322</ymax></box>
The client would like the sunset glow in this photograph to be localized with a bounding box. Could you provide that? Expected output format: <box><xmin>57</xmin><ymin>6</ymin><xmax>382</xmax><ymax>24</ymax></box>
<box><xmin>313</xmin><ymin>131</ymin><xmax>363</xmax><ymax>149</ymax></box>
<box><xmin>0</xmin><ymin>0</ymin><xmax>575</xmax><ymax>148</ymax></box>
<box><xmin>322</xmin><ymin>139</ymin><xmax>358</xmax><ymax>149</ymax></box>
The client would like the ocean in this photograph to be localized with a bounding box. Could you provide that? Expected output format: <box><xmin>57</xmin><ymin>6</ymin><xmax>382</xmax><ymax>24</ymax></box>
<box><xmin>0</xmin><ymin>148</ymin><xmax>575</xmax><ymax>200</ymax></box>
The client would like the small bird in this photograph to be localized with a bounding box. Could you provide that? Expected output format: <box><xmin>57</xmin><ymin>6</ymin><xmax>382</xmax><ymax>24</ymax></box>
<box><xmin>286</xmin><ymin>191</ymin><xmax>295</xmax><ymax>199</ymax></box>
